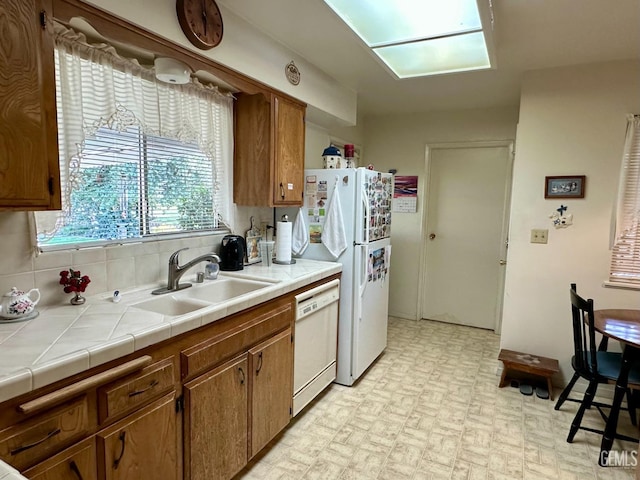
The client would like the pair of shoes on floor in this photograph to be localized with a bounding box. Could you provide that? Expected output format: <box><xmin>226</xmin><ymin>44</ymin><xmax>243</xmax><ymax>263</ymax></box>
<box><xmin>510</xmin><ymin>380</ymin><xmax>549</xmax><ymax>399</ymax></box>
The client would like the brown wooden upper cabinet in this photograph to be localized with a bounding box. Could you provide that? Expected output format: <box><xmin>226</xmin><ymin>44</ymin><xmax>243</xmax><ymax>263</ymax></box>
<box><xmin>234</xmin><ymin>93</ymin><xmax>305</xmax><ymax>206</ymax></box>
<box><xmin>0</xmin><ymin>0</ymin><xmax>61</xmax><ymax>210</ymax></box>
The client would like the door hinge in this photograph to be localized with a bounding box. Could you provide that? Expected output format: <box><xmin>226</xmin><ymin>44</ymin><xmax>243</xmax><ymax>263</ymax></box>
<box><xmin>39</xmin><ymin>10</ymin><xmax>47</xmax><ymax>29</ymax></box>
<box><xmin>48</xmin><ymin>177</ymin><xmax>54</xmax><ymax>196</ymax></box>
<box><xmin>175</xmin><ymin>396</ymin><xmax>184</xmax><ymax>413</ymax></box>
<box><xmin>289</xmin><ymin>407</ymin><xmax>292</xmax><ymax>415</ymax></box>
<box><xmin>290</xmin><ymin>333</ymin><xmax>294</xmax><ymax>343</ymax></box>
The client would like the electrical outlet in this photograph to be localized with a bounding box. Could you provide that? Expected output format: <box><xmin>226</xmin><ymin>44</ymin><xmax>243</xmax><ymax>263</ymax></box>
<box><xmin>530</xmin><ymin>229</ymin><xmax>548</xmax><ymax>244</ymax></box>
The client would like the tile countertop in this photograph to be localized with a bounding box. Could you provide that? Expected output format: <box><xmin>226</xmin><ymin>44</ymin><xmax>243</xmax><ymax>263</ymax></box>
<box><xmin>0</xmin><ymin>258</ymin><xmax>341</xmax><ymax>404</ymax></box>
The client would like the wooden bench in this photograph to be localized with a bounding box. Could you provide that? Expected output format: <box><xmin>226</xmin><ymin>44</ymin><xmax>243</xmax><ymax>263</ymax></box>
<box><xmin>498</xmin><ymin>349</ymin><xmax>560</xmax><ymax>400</ymax></box>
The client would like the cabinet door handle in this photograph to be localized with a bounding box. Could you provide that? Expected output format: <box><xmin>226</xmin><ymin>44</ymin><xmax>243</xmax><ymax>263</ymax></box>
<box><xmin>69</xmin><ymin>460</ymin><xmax>83</xmax><ymax>480</ymax></box>
<box><xmin>10</xmin><ymin>428</ymin><xmax>61</xmax><ymax>455</ymax></box>
<box><xmin>279</xmin><ymin>183</ymin><xmax>285</xmax><ymax>199</ymax></box>
<box><xmin>128</xmin><ymin>379</ymin><xmax>159</xmax><ymax>397</ymax></box>
<box><xmin>256</xmin><ymin>352</ymin><xmax>263</xmax><ymax>375</ymax></box>
<box><xmin>113</xmin><ymin>431</ymin><xmax>126</xmax><ymax>469</ymax></box>
<box><xmin>238</xmin><ymin>367</ymin><xmax>245</xmax><ymax>385</ymax></box>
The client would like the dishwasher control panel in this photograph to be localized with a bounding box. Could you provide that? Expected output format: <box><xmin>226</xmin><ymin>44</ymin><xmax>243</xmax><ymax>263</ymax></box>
<box><xmin>295</xmin><ymin>278</ymin><xmax>340</xmax><ymax>321</ymax></box>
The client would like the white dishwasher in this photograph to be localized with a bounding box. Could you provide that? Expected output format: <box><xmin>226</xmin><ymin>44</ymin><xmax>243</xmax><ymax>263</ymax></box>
<box><xmin>293</xmin><ymin>278</ymin><xmax>340</xmax><ymax>416</ymax></box>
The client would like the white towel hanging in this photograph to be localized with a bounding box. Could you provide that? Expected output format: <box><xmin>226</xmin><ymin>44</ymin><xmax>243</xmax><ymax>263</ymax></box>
<box><xmin>291</xmin><ymin>207</ymin><xmax>309</xmax><ymax>256</ymax></box>
<box><xmin>322</xmin><ymin>176</ymin><xmax>347</xmax><ymax>259</ymax></box>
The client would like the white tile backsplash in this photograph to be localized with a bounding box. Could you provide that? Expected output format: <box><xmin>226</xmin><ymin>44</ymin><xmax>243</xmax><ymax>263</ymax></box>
<box><xmin>33</xmin><ymin>249</ymin><xmax>72</xmax><ymax>271</ymax></box>
<box><xmin>0</xmin><ymin>205</ymin><xmax>270</xmax><ymax>308</ymax></box>
<box><xmin>72</xmin><ymin>247</ymin><xmax>107</xmax><ymax>265</ymax></box>
<box><xmin>134</xmin><ymin>253</ymin><xmax>161</xmax><ymax>286</ymax></box>
<box><xmin>1</xmin><ymin>234</ymin><xmax>229</xmax><ymax>307</ymax></box>
<box><xmin>0</xmin><ymin>233</ymin><xmax>33</xmax><ymax>275</ymax></box>
<box><xmin>0</xmin><ymin>273</ymin><xmax>35</xmax><ymax>300</ymax></box>
<box><xmin>107</xmin><ymin>258</ymin><xmax>136</xmax><ymax>292</ymax></box>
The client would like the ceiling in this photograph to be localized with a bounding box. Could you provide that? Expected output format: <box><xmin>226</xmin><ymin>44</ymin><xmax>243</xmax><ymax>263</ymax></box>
<box><xmin>216</xmin><ymin>0</ymin><xmax>640</xmax><ymax>116</ymax></box>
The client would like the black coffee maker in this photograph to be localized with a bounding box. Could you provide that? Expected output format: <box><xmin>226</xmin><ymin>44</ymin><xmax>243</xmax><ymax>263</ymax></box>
<box><xmin>219</xmin><ymin>235</ymin><xmax>245</xmax><ymax>271</ymax></box>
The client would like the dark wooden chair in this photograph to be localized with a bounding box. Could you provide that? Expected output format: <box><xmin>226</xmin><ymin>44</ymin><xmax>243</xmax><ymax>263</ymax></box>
<box><xmin>555</xmin><ymin>284</ymin><xmax>639</xmax><ymax>444</ymax></box>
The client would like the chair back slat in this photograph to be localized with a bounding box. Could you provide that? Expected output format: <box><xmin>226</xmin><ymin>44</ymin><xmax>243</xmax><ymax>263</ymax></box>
<box><xmin>570</xmin><ymin>283</ymin><xmax>599</xmax><ymax>374</ymax></box>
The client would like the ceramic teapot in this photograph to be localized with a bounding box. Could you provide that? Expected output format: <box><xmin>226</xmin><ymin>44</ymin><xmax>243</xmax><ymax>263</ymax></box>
<box><xmin>0</xmin><ymin>287</ymin><xmax>40</xmax><ymax>319</ymax></box>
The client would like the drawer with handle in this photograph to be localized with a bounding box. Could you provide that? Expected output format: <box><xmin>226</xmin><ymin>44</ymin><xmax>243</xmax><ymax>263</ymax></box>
<box><xmin>22</xmin><ymin>436</ymin><xmax>96</xmax><ymax>480</ymax></box>
<box><xmin>0</xmin><ymin>396</ymin><xmax>89</xmax><ymax>471</ymax></box>
<box><xmin>98</xmin><ymin>358</ymin><xmax>174</xmax><ymax>425</ymax></box>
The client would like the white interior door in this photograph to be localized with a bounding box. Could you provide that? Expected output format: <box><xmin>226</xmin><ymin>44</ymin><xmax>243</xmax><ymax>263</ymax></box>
<box><xmin>422</xmin><ymin>143</ymin><xmax>512</xmax><ymax>330</ymax></box>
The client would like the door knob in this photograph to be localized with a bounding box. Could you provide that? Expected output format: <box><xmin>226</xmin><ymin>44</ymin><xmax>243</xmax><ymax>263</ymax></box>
<box><xmin>499</xmin><ymin>260</ymin><xmax>507</xmax><ymax>265</ymax></box>
<box><xmin>429</xmin><ymin>233</ymin><xmax>436</xmax><ymax>240</ymax></box>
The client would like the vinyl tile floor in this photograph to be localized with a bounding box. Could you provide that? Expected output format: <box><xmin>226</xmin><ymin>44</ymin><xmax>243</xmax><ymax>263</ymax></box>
<box><xmin>238</xmin><ymin>317</ymin><xmax>638</xmax><ymax>480</ymax></box>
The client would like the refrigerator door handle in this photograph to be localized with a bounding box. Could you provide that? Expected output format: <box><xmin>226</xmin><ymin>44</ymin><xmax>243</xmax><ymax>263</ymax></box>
<box><xmin>359</xmin><ymin>244</ymin><xmax>368</xmax><ymax>299</ymax></box>
<box><xmin>361</xmin><ymin>187</ymin><xmax>370</xmax><ymax>244</ymax></box>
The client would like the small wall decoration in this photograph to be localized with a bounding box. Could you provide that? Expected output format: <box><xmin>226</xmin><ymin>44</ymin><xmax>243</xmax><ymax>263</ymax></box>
<box><xmin>545</xmin><ymin>175</ymin><xmax>585</xmax><ymax>199</ymax></box>
<box><xmin>285</xmin><ymin>61</ymin><xmax>300</xmax><ymax>85</ymax></box>
<box><xmin>550</xmin><ymin>204</ymin><xmax>573</xmax><ymax>228</ymax></box>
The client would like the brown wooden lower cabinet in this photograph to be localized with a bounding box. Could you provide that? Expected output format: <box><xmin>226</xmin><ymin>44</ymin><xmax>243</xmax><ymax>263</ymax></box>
<box><xmin>249</xmin><ymin>329</ymin><xmax>293</xmax><ymax>457</ymax></box>
<box><xmin>182</xmin><ymin>328</ymin><xmax>293</xmax><ymax>480</ymax></box>
<box><xmin>22</xmin><ymin>437</ymin><xmax>96</xmax><ymax>480</ymax></box>
<box><xmin>184</xmin><ymin>355</ymin><xmax>248</xmax><ymax>480</ymax></box>
<box><xmin>96</xmin><ymin>393</ymin><xmax>178</xmax><ymax>480</ymax></box>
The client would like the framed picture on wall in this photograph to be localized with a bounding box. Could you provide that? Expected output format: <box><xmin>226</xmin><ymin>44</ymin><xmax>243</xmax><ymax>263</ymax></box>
<box><xmin>544</xmin><ymin>175</ymin><xmax>586</xmax><ymax>199</ymax></box>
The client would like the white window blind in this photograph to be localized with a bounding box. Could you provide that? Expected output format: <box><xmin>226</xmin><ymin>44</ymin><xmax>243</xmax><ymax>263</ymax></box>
<box><xmin>35</xmin><ymin>25</ymin><xmax>233</xmax><ymax>250</ymax></box>
<box><xmin>609</xmin><ymin>114</ymin><xmax>640</xmax><ymax>285</ymax></box>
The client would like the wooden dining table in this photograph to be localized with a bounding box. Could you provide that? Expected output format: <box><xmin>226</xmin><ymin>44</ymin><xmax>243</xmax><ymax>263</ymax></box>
<box><xmin>593</xmin><ymin>308</ymin><xmax>640</xmax><ymax>466</ymax></box>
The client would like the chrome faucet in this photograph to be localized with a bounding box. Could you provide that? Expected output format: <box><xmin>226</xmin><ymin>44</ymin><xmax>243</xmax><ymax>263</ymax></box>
<box><xmin>152</xmin><ymin>248</ymin><xmax>221</xmax><ymax>295</ymax></box>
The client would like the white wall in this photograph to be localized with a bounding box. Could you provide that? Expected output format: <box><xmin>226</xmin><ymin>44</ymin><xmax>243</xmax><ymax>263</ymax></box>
<box><xmin>363</xmin><ymin>108</ymin><xmax>519</xmax><ymax>320</ymax></box>
<box><xmin>500</xmin><ymin>60</ymin><xmax>640</xmax><ymax>380</ymax></box>
<box><xmin>305</xmin><ymin>121</ymin><xmax>366</xmax><ymax>170</ymax></box>
<box><xmin>83</xmin><ymin>0</ymin><xmax>357</xmax><ymax>128</ymax></box>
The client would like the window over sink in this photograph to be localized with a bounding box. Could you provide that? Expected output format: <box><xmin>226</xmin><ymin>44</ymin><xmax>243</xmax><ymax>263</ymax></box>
<box><xmin>34</xmin><ymin>24</ymin><xmax>233</xmax><ymax>251</ymax></box>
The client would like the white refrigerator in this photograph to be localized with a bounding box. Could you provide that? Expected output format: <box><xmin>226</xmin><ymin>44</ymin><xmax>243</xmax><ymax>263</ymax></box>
<box><xmin>281</xmin><ymin>167</ymin><xmax>392</xmax><ymax>386</ymax></box>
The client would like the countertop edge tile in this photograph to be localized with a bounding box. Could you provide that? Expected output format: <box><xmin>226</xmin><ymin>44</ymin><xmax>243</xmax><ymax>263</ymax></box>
<box><xmin>3</xmin><ymin>473</ymin><xmax>26</xmax><ymax>480</ymax></box>
<box><xmin>30</xmin><ymin>349</ymin><xmax>90</xmax><ymax>390</ymax></box>
<box><xmin>0</xmin><ymin>369</ymin><xmax>32</xmax><ymax>404</ymax></box>
<box><xmin>87</xmin><ymin>335</ymin><xmax>135</xmax><ymax>369</ymax></box>
<box><xmin>169</xmin><ymin>313</ymin><xmax>205</xmax><ymax>338</ymax></box>
<box><xmin>0</xmin><ymin>462</ymin><xmax>20</xmax><ymax>478</ymax></box>
<box><xmin>132</xmin><ymin>322</ymin><xmax>172</xmax><ymax>351</ymax></box>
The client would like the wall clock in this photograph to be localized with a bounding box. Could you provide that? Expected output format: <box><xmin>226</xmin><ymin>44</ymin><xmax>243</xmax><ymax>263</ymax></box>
<box><xmin>176</xmin><ymin>0</ymin><xmax>224</xmax><ymax>50</ymax></box>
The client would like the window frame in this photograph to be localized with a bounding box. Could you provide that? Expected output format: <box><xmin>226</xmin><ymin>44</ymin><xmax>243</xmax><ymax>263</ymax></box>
<box><xmin>607</xmin><ymin>114</ymin><xmax>640</xmax><ymax>289</ymax></box>
<box><xmin>35</xmin><ymin>25</ymin><xmax>233</xmax><ymax>252</ymax></box>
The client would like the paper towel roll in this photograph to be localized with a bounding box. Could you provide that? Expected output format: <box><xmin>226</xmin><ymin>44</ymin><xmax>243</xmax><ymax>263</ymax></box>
<box><xmin>276</xmin><ymin>221</ymin><xmax>292</xmax><ymax>263</ymax></box>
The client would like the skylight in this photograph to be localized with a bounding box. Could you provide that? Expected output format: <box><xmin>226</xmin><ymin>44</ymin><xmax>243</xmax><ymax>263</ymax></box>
<box><xmin>323</xmin><ymin>0</ymin><xmax>492</xmax><ymax>78</ymax></box>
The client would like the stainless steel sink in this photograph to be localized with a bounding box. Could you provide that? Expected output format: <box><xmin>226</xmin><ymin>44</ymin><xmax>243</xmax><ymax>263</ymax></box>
<box><xmin>179</xmin><ymin>277</ymin><xmax>273</xmax><ymax>303</ymax></box>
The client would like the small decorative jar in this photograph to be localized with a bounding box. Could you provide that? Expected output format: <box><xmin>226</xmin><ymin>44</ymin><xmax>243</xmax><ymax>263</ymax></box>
<box><xmin>322</xmin><ymin>146</ymin><xmax>342</xmax><ymax>169</ymax></box>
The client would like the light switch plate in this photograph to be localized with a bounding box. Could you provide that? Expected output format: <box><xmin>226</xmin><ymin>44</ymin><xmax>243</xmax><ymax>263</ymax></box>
<box><xmin>530</xmin><ymin>229</ymin><xmax>548</xmax><ymax>244</ymax></box>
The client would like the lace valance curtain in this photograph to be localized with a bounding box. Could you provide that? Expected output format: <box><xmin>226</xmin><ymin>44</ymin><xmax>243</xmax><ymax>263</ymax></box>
<box><xmin>35</xmin><ymin>24</ymin><xmax>234</xmax><ymax>246</ymax></box>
